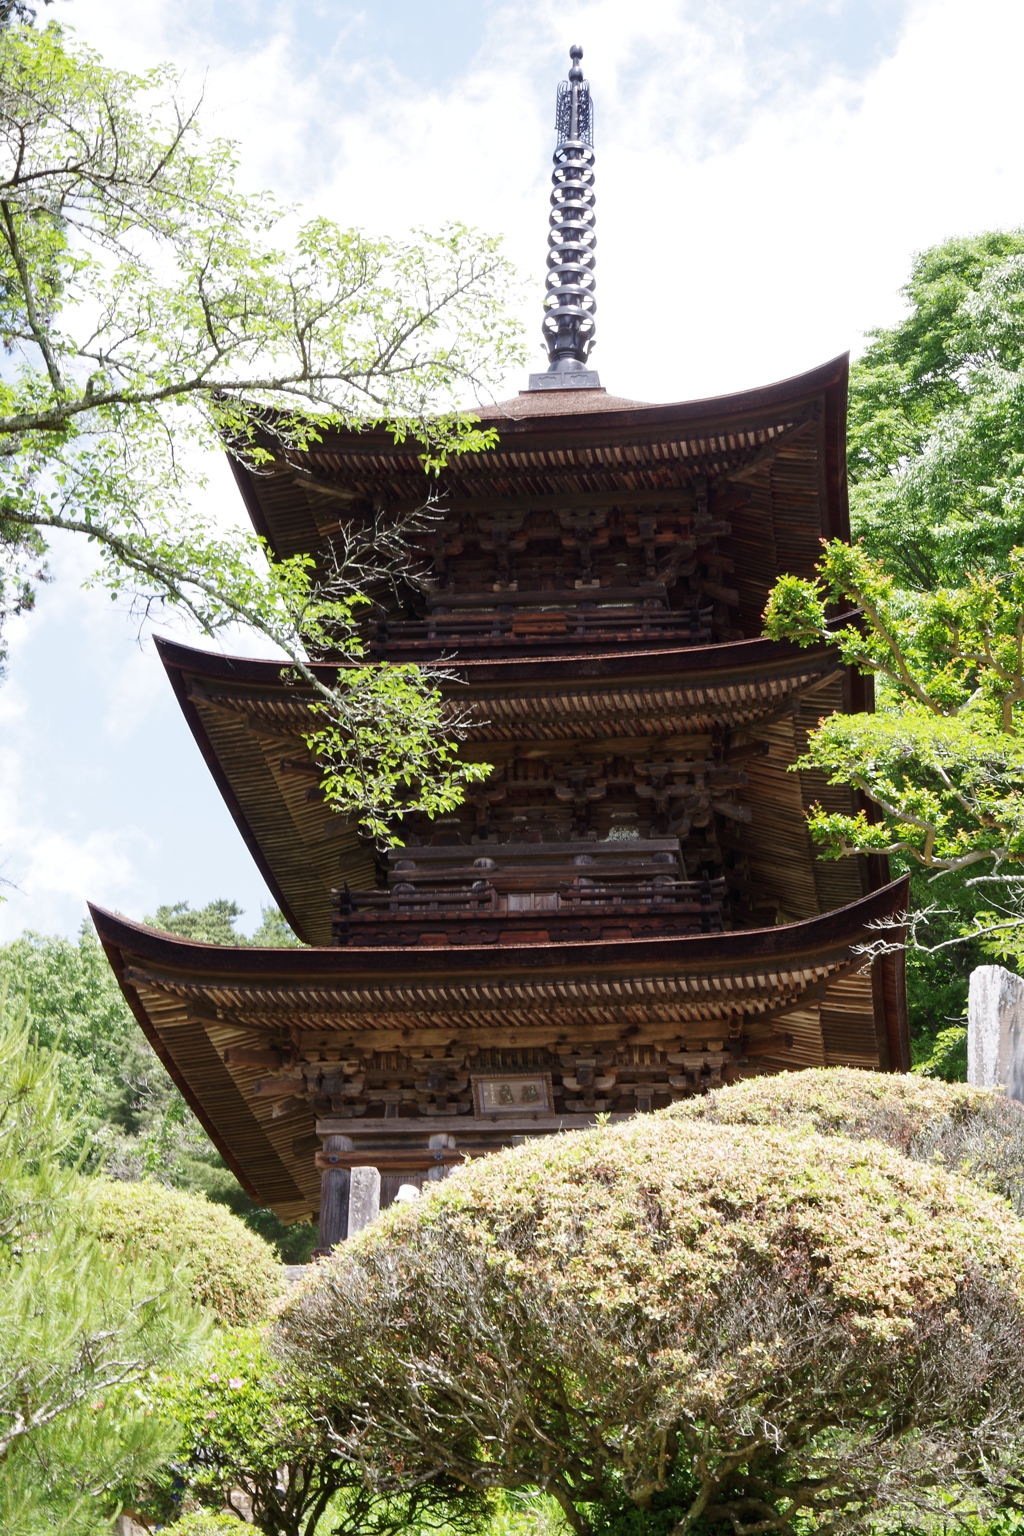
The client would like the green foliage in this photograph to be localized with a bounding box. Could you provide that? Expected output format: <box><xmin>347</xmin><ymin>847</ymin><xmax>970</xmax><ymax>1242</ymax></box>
<box><xmin>281</xmin><ymin>1110</ymin><xmax>1024</xmax><ymax>1536</ymax></box>
<box><xmin>141</xmin><ymin>1326</ymin><xmax>486</xmax><ymax>1536</ymax></box>
<box><xmin>0</xmin><ymin>920</ymin><xmax>139</xmax><ymax>1110</ymax></box>
<box><xmin>763</xmin><ymin>231</ymin><xmax>1024</xmax><ymax>972</ymax></box>
<box><xmin>145</xmin><ymin>897</ymin><xmax>305</xmax><ymax>948</ymax></box>
<box><xmin>902</xmin><ymin>866</ymin><xmax>983</xmax><ymax>1057</ymax></box>
<box><xmin>0</xmin><ymin>22</ymin><xmax>523</xmax><ymax>835</ymax></box>
<box><xmin>142</xmin><ymin>1326</ymin><xmax>347</xmax><ymax>1535</ymax></box>
<box><xmin>90</xmin><ymin>1180</ymin><xmax>283</xmax><ymax>1326</ymax></box>
<box><xmin>159</xmin><ymin>1516</ymin><xmax>246</xmax><ymax>1536</ymax></box>
<box><xmin>0</xmin><ymin>911</ymin><xmax>317</xmax><ymax>1263</ymax></box>
<box><xmin>913</xmin><ymin>1024</ymin><xmax>968</xmax><ymax>1081</ymax></box>
<box><xmin>0</xmin><ymin>993</ymin><xmax>207</xmax><ymax>1534</ymax></box>
<box><xmin>251</xmin><ymin>905</ymin><xmax>305</xmax><ymax>948</ymax></box>
<box><xmin>146</xmin><ymin>898</ymin><xmax>253</xmax><ymax>947</ymax></box>
<box><xmin>487</xmin><ymin>1493</ymin><xmax>570</xmax><ymax>1536</ymax></box>
<box><xmin>0</xmin><ymin>1</ymin><xmax>53</xmax><ymax>32</ymax></box>
<box><xmin>304</xmin><ymin>663</ymin><xmax>490</xmax><ymax>844</ymax></box>
<box><xmin>849</xmin><ymin>230</ymin><xmax>1024</xmax><ymax>587</ymax></box>
<box><xmin>763</xmin><ymin>540</ymin><xmax>1024</xmax><ymax>887</ymax></box>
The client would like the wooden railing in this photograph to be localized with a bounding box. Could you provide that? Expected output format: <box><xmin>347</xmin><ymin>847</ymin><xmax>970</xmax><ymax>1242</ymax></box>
<box><xmin>369</xmin><ymin>604</ymin><xmax>714</xmax><ymax>653</ymax></box>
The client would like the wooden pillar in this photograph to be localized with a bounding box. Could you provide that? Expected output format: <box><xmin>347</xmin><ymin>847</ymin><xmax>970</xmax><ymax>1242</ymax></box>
<box><xmin>316</xmin><ymin>1134</ymin><xmax>354</xmax><ymax>1253</ymax></box>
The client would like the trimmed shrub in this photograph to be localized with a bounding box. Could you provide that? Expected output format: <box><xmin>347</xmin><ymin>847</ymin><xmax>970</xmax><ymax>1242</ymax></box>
<box><xmin>670</xmin><ymin>1066</ymin><xmax>1024</xmax><ymax>1213</ymax></box>
<box><xmin>281</xmin><ymin>1114</ymin><xmax>1024</xmax><ymax>1536</ymax></box>
<box><xmin>158</xmin><ymin>1516</ymin><xmax>244</xmax><ymax>1536</ymax></box>
<box><xmin>91</xmin><ymin>1179</ymin><xmax>282</xmax><ymax>1325</ymax></box>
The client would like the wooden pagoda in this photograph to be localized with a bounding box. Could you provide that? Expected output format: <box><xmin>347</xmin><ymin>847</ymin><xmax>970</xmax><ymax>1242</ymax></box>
<box><xmin>92</xmin><ymin>52</ymin><xmax>909</xmax><ymax>1247</ymax></box>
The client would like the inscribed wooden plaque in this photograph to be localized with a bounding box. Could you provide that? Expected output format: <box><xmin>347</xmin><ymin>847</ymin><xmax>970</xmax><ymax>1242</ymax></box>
<box><xmin>472</xmin><ymin>1072</ymin><xmax>553</xmax><ymax>1116</ymax></box>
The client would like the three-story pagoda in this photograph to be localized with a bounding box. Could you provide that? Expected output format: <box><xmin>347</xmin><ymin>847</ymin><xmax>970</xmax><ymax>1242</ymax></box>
<box><xmin>92</xmin><ymin>49</ymin><xmax>909</xmax><ymax>1248</ymax></box>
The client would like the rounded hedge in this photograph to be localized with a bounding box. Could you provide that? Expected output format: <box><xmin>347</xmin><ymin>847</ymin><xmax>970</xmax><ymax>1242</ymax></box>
<box><xmin>670</xmin><ymin>1066</ymin><xmax>1024</xmax><ymax>1213</ymax></box>
<box><xmin>90</xmin><ymin>1179</ymin><xmax>282</xmax><ymax>1325</ymax></box>
<box><xmin>349</xmin><ymin>1111</ymin><xmax>1024</xmax><ymax>1325</ymax></box>
<box><xmin>283</xmin><ymin>1113</ymin><xmax>1024</xmax><ymax>1534</ymax></box>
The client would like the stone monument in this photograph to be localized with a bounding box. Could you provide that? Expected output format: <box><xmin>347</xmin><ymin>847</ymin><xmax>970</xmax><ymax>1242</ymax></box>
<box><xmin>967</xmin><ymin>964</ymin><xmax>1024</xmax><ymax>1100</ymax></box>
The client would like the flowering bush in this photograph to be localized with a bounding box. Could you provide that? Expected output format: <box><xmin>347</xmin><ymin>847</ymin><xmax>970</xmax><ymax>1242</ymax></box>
<box><xmin>90</xmin><ymin>1179</ymin><xmax>282</xmax><ymax>1325</ymax></box>
<box><xmin>671</xmin><ymin>1067</ymin><xmax>1024</xmax><ymax>1214</ymax></box>
<box><xmin>280</xmin><ymin>1112</ymin><xmax>1024</xmax><ymax>1536</ymax></box>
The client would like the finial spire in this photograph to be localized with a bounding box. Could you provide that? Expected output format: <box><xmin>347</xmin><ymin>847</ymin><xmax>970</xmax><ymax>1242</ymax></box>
<box><xmin>529</xmin><ymin>45</ymin><xmax>601</xmax><ymax>391</ymax></box>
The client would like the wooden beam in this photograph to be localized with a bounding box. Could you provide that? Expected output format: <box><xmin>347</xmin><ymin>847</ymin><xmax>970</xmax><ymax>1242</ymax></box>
<box><xmin>315</xmin><ymin>1148</ymin><xmax>476</xmax><ymax>1171</ymax></box>
<box><xmin>252</xmin><ymin>1076</ymin><xmax>306</xmax><ymax>1099</ymax></box>
<box><xmin>743</xmin><ymin>1031</ymin><xmax>795</xmax><ymax>1058</ymax></box>
<box><xmin>315</xmin><ymin>1112</ymin><xmax>633</xmax><ymax>1136</ymax></box>
<box><xmin>223</xmin><ymin>1047</ymin><xmax>284</xmax><ymax>1068</ymax></box>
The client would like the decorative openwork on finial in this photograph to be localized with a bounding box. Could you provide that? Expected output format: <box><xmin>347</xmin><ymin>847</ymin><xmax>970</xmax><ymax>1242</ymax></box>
<box><xmin>538</xmin><ymin>45</ymin><xmax>599</xmax><ymax>385</ymax></box>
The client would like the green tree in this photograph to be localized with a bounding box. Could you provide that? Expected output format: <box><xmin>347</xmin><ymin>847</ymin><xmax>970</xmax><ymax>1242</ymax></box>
<box><xmin>145</xmin><ymin>897</ymin><xmax>302</xmax><ymax>948</ymax></box>
<box><xmin>281</xmin><ymin>1111</ymin><xmax>1024</xmax><ymax>1536</ymax></box>
<box><xmin>90</xmin><ymin>1180</ymin><xmax>283</xmax><ymax>1327</ymax></box>
<box><xmin>849</xmin><ymin>230</ymin><xmax>1024</xmax><ymax>587</ymax></box>
<box><xmin>0</xmin><ymin>0</ymin><xmax>53</xmax><ymax>30</ymax></box>
<box><xmin>0</xmin><ymin>993</ymin><xmax>206</xmax><ymax>1535</ymax></box>
<box><xmin>1</xmin><ymin>22</ymin><xmax>523</xmax><ymax>839</ymax></box>
<box><xmin>762</xmin><ymin>230</ymin><xmax>1024</xmax><ymax>1048</ymax></box>
<box><xmin>763</xmin><ymin>541</ymin><xmax>1024</xmax><ymax>876</ymax></box>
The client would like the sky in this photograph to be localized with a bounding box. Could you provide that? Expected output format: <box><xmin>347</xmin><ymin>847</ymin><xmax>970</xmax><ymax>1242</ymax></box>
<box><xmin>3</xmin><ymin>0</ymin><xmax>1024</xmax><ymax>941</ymax></box>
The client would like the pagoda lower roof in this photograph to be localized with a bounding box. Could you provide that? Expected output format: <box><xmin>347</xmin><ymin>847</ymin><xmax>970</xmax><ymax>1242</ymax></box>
<box><xmin>91</xmin><ymin>877</ymin><xmax>909</xmax><ymax>1223</ymax></box>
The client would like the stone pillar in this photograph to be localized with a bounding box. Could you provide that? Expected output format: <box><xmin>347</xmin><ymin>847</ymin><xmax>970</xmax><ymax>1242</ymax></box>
<box><xmin>968</xmin><ymin>965</ymin><xmax>1024</xmax><ymax>1101</ymax></box>
<box><xmin>427</xmin><ymin>1132</ymin><xmax>457</xmax><ymax>1181</ymax></box>
<box><xmin>348</xmin><ymin>1165</ymin><xmax>381</xmax><ymax>1236</ymax></box>
<box><xmin>316</xmin><ymin>1134</ymin><xmax>354</xmax><ymax>1252</ymax></box>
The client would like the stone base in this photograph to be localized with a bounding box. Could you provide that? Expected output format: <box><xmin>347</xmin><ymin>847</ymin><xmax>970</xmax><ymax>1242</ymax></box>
<box><xmin>527</xmin><ymin>369</ymin><xmax>602</xmax><ymax>390</ymax></box>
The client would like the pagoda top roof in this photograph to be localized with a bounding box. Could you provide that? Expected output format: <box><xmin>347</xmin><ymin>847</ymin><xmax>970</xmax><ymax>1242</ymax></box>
<box><xmin>232</xmin><ymin>354</ymin><xmax>850</xmax><ymax>565</ymax></box>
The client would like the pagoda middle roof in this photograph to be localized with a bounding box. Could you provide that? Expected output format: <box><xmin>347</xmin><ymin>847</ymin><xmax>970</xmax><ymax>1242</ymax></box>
<box><xmin>156</xmin><ymin>633</ymin><xmax>854</xmax><ymax>946</ymax></box>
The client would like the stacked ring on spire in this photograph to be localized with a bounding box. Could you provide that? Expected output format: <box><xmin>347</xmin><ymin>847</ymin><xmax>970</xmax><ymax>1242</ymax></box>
<box><xmin>543</xmin><ymin>138</ymin><xmax>597</xmax><ymax>369</ymax></box>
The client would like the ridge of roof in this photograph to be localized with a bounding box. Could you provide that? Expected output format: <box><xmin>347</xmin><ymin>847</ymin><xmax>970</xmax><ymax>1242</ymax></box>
<box><xmin>475</xmin><ymin>389</ymin><xmax>650</xmax><ymax>419</ymax></box>
<box><xmin>89</xmin><ymin>876</ymin><xmax>909</xmax><ymax>970</ymax></box>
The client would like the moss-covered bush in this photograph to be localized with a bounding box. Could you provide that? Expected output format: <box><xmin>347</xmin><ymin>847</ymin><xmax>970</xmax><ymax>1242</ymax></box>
<box><xmin>91</xmin><ymin>1178</ymin><xmax>282</xmax><ymax>1325</ymax></box>
<box><xmin>281</xmin><ymin>1113</ymin><xmax>1024</xmax><ymax>1536</ymax></box>
<box><xmin>670</xmin><ymin>1066</ymin><xmax>1024</xmax><ymax>1213</ymax></box>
